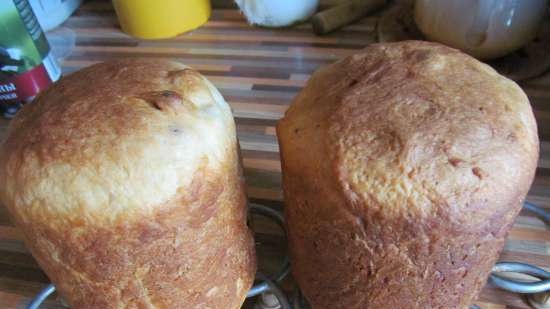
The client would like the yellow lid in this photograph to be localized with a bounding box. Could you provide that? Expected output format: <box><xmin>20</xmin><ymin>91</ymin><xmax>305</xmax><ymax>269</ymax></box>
<box><xmin>112</xmin><ymin>0</ymin><xmax>211</xmax><ymax>39</ymax></box>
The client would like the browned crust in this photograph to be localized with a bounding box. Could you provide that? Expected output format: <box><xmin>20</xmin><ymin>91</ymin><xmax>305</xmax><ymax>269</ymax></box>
<box><xmin>277</xmin><ymin>41</ymin><xmax>539</xmax><ymax>309</ymax></box>
<box><xmin>2</xmin><ymin>60</ymin><xmax>215</xmax><ymax>166</ymax></box>
<box><xmin>13</xmin><ymin>156</ymin><xmax>256</xmax><ymax>309</ymax></box>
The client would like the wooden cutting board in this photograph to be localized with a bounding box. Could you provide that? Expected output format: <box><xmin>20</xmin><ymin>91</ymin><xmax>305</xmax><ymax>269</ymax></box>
<box><xmin>0</xmin><ymin>2</ymin><xmax>549</xmax><ymax>308</ymax></box>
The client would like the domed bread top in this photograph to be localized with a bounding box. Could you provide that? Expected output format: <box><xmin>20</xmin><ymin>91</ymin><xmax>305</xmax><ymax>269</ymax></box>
<box><xmin>0</xmin><ymin>59</ymin><xmax>236</xmax><ymax>225</ymax></box>
<box><xmin>278</xmin><ymin>41</ymin><xmax>538</xmax><ymax>226</ymax></box>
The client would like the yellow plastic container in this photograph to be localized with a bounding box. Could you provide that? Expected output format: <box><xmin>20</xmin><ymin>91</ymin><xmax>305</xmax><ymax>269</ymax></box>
<box><xmin>112</xmin><ymin>0</ymin><xmax>211</xmax><ymax>39</ymax></box>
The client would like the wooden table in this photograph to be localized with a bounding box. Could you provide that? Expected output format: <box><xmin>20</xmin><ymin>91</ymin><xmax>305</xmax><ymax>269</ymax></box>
<box><xmin>1</xmin><ymin>2</ymin><xmax>549</xmax><ymax>308</ymax></box>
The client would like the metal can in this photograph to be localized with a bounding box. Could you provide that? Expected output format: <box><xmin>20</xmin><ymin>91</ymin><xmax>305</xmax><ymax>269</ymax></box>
<box><xmin>0</xmin><ymin>0</ymin><xmax>61</xmax><ymax>118</ymax></box>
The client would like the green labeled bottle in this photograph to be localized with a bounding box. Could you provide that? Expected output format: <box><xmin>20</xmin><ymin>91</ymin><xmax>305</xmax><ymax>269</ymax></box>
<box><xmin>0</xmin><ymin>0</ymin><xmax>61</xmax><ymax>118</ymax></box>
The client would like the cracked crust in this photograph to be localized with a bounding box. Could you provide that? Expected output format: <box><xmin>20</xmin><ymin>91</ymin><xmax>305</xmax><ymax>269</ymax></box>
<box><xmin>277</xmin><ymin>41</ymin><xmax>538</xmax><ymax>309</ymax></box>
<box><xmin>0</xmin><ymin>59</ymin><xmax>256</xmax><ymax>309</ymax></box>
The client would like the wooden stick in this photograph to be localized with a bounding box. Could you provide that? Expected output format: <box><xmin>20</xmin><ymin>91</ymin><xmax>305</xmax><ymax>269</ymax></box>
<box><xmin>312</xmin><ymin>0</ymin><xmax>387</xmax><ymax>35</ymax></box>
<box><xmin>319</xmin><ymin>0</ymin><xmax>347</xmax><ymax>10</ymax></box>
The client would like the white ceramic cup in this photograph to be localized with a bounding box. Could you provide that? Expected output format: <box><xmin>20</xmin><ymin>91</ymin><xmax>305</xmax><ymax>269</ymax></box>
<box><xmin>414</xmin><ymin>0</ymin><xmax>548</xmax><ymax>59</ymax></box>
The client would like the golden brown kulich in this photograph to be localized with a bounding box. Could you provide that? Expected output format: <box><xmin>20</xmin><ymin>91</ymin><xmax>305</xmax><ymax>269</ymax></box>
<box><xmin>0</xmin><ymin>59</ymin><xmax>256</xmax><ymax>308</ymax></box>
<box><xmin>277</xmin><ymin>41</ymin><xmax>539</xmax><ymax>309</ymax></box>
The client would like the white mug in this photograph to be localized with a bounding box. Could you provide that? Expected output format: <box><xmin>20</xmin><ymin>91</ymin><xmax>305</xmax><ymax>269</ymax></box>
<box><xmin>414</xmin><ymin>0</ymin><xmax>548</xmax><ymax>59</ymax></box>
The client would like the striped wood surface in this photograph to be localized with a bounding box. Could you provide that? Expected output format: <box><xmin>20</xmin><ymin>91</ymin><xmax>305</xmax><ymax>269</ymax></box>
<box><xmin>0</xmin><ymin>2</ymin><xmax>549</xmax><ymax>309</ymax></box>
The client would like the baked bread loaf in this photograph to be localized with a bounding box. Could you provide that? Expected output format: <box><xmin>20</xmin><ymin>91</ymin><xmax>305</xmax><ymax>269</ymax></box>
<box><xmin>277</xmin><ymin>41</ymin><xmax>538</xmax><ymax>309</ymax></box>
<box><xmin>0</xmin><ymin>59</ymin><xmax>256</xmax><ymax>309</ymax></box>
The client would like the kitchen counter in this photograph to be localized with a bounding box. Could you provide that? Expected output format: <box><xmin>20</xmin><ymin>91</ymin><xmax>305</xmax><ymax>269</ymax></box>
<box><xmin>1</xmin><ymin>1</ymin><xmax>549</xmax><ymax>308</ymax></box>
